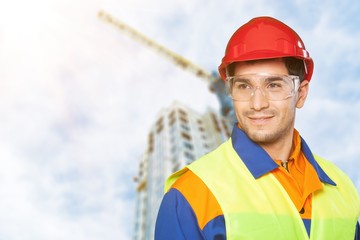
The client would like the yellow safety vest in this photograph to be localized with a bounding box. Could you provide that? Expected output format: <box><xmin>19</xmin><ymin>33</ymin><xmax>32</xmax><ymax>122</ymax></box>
<box><xmin>166</xmin><ymin>139</ymin><xmax>360</xmax><ymax>240</ymax></box>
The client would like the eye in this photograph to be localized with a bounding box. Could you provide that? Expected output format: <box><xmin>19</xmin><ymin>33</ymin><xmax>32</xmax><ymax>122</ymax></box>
<box><xmin>233</xmin><ymin>81</ymin><xmax>251</xmax><ymax>90</ymax></box>
<box><xmin>265</xmin><ymin>79</ymin><xmax>286</xmax><ymax>90</ymax></box>
<box><xmin>267</xmin><ymin>82</ymin><xmax>283</xmax><ymax>88</ymax></box>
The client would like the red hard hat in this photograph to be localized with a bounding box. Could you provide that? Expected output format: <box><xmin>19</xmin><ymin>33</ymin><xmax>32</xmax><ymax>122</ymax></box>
<box><xmin>218</xmin><ymin>16</ymin><xmax>314</xmax><ymax>81</ymax></box>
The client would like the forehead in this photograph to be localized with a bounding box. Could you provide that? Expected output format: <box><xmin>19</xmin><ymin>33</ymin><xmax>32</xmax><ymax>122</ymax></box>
<box><xmin>233</xmin><ymin>59</ymin><xmax>288</xmax><ymax>76</ymax></box>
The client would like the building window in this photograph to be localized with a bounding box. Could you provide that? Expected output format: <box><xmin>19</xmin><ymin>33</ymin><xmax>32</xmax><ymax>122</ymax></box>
<box><xmin>181</xmin><ymin>124</ymin><xmax>190</xmax><ymax>131</ymax></box>
<box><xmin>169</xmin><ymin>118</ymin><xmax>176</xmax><ymax>126</ymax></box>
<box><xmin>172</xmin><ymin>163</ymin><xmax>180</xmax><ymax>173</ymax></box>
<box><xmin>156</xmin><ymin>117</ymin><xmax>163</xmax><ymax>126</ymax></box>
<box><xmin>148</xmin><ymin>133</ymin><xmax>154</xmax><ymax>153</ymax></box>
<box><xmin>222</xmin><ymin>119</ymin><xmax>230</xmax><ymax>137</ymax></box>
<box><xmin>179</xmin><ymin>116</ymin><xmax>188</xmax><ymax>124</ymax></box>
<box><xmin>184</xmin><ymin>151</ymin><xmax>195</xmax><ymax>161</ymax></box>
<box><xmin>183</xmin><ymin>141</ymin><xmax>193</xmax><ymax>150</ymax></box>
<box><xmin>156</xmin><ymin>117</ymin><xmax>164</xmax><ymax>134</ymax></box>
<box><xmin>169</xmin><ymin>110</ymin><xmax>176</xmax><ymax>118</ymax></box>
<box><xmin>211</xmin><ymin>113</ymin><xmax>221</xmax><ymax>132</ymax></box>
<box><xmin>156</xmin><ymin>125</ymin><xmax>163</xmax><ymax>134</ymax></box>
<box><xmin>168</xmin><ymin>110</ymin><xmax>176</xmax><ymax>126</ymax></box>
<box><xmin>178</xmin><ymin>108</ymin><xmax>187</xmax><ymax>116</ymax></box>
<box><xmin>181</xmin><ymin>132</ymin><xmax>192</xmax><ymax>141</ymax></box>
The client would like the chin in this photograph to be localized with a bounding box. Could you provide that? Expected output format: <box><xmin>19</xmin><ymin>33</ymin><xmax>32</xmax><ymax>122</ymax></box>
<box><xmin>247</xmin><ymin>130</ymin><xmax>278</xmax><ymax>144</ymax></box>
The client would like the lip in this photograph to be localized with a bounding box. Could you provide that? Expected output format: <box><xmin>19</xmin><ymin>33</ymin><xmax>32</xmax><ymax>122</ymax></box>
<box><xmin>248</xmin><ymin>115</ymin><xmax>273</xmax><ymax>124</ymax></box>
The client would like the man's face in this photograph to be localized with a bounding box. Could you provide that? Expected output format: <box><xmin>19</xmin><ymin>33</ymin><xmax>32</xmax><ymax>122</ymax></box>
<box><xmin>231</xmin><ymin>59</ymin><xmax>309</xmax><ymax>145</ymax></box>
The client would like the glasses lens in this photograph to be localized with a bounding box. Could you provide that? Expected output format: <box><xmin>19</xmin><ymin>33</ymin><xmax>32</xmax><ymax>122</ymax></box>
<box><xmin>227</xmin><ymin>74</ymin><xmax>299</xmax><ymax>101</ymax></box>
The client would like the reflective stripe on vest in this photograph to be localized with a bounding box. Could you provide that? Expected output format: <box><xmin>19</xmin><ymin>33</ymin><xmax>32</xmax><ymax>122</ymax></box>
<box><xmin>166</xmin><ymin>139</ymin><xmax>360</xmax><ymax>240</ymax></box>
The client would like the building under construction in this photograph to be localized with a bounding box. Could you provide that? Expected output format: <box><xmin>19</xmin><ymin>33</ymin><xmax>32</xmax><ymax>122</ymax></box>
<box><xmin>98</xmin><ymin>11</ymin><xmax>235</xmax><ymax>240</ymax></box>
<box><xmin>133</xmin><ymin>102</ymin><xmax>232</xmax><ymax>240</ymax></box>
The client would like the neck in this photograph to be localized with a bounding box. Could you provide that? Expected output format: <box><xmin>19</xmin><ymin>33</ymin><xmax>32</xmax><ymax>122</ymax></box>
<box><xmin>259</xmin><ymin>131</ymin><xmax>294</xmax><ymax>163</ymax></box>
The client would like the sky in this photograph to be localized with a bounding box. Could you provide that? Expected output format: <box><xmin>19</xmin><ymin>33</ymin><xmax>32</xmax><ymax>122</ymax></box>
<box><xmin>0</xmin><ymin>0</ymin><xmax>359</xmax><ymax>239</ymax></box>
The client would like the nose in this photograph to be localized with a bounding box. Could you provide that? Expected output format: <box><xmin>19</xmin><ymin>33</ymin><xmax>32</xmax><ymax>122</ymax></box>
<box><xmin>250</xmin><ymin>87</ymin><xmax>269</xmax><ymax>110</ymax></box>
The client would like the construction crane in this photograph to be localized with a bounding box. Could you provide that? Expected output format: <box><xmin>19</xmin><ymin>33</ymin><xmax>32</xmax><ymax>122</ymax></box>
<box><xmin>98</xmin><ymin>10</ymin><xmax>235</xmax><ymax>123</ymax></box>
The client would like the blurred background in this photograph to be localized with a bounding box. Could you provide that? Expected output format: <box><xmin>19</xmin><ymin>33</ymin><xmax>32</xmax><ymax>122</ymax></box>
<box><xmin>0</xmin><ymin>0</ymin><xmax>359</xmax><ymax>239</ymax></box>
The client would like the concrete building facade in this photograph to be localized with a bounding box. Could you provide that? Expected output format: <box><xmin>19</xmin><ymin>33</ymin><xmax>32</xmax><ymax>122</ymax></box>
<box><xmin>133</xmin><ymin>101</ymin><xmax>232</xmax><ymax>240</ymax></box>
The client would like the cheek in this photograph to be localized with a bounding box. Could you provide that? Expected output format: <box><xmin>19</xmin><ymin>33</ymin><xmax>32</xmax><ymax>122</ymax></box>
<box><xmin>280</xmin><ymin>102</ymin><xmax>297</xmax><ymax>119</ymax></box>
<box><xmin>232</xmin><ymin>103</ymin><xmax>246</xmax><ymax>123</ymax></box>
<box><xmin>271</xmin><ymin>100</ymin><xmax>297</xmax><ymax>118</ymax></box>
<box><xmin>233</xmin><ymin>102</ymin><xmax>246</xmax><ymax>115</ymax></box>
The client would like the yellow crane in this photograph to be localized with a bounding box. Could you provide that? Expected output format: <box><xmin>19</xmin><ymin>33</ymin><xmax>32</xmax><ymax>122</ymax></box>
<box><xmin>98</xmin><ymin>10</ymin><xmax>235</xmax><ymax>121</ymax></box>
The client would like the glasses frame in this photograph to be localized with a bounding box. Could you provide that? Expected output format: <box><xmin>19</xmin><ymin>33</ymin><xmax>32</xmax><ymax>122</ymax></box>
<box><xmin>225</xmin><ymin>73</ymin><xmax>301</xmax><ymax>102</ymax></box>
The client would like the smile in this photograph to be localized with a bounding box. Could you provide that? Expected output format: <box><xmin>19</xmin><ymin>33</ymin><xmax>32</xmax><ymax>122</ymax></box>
<box><xmin>248</xmin><ymin>116</ymin><xmax>273</xmax><ymax>124</ymax></box>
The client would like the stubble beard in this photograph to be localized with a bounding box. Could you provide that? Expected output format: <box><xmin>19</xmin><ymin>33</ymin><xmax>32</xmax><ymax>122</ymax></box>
<box><xmin>240</xmin><ymin>110</ymin><xmax>295</xmax><ymax>145</ymax></box>
<box><xmin>244</xmin><ymin>126</ymin><xmax>287</xmax><ymax>145</ymax></box>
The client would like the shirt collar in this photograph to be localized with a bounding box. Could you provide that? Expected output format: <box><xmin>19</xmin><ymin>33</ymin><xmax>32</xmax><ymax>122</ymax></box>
<box><xmin>231</xmin><ymin>124</ymin><xmax>336</xmax><ymax>186</ymax></box>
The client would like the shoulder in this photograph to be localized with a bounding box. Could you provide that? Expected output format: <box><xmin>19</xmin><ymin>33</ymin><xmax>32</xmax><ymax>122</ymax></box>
<box><xmin>171</xmin><ymin>170</ymin><xmax>223</xmax><ymax>230</ymax></box>
<box><xmin>166</xmin><ymin>139</ymin><xmax>233</xmax><ymax>191</ymax></box>
<box><xmin>155</xmin><ymin>187</ymin><xmax>203</xmax><ymax>240</ymax></box>
<box><xmin>156</xmin><ymin>171</ymin><xmax>226</xmax><ymax>240</ymax></box>
<box><xmin>314</xmin><ymin>155</ymin><xmax>359</xmax><ymax>195</ymax></box>
<box><xmin>314</xmin><ymin>155</ymin><xmax>353</xmax><ymax>182</ymax></box>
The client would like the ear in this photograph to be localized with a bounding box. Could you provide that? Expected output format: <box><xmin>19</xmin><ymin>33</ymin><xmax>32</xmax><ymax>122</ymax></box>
<box><xmin>296</xmin><ymin>80</ymin><xmax>309</xmax><ymax>109</ymax></box>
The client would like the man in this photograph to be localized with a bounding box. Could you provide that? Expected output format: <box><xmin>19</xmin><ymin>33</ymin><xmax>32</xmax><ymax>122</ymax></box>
<box><xmin>155</xmin><ymin>16</ymin><xmax>360</xmax><ymax>240</ymax></box>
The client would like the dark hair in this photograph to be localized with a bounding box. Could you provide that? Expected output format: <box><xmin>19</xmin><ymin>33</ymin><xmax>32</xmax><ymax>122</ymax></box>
<box><xmin>226</xmin><ymin>57</ymin><xmax>306</xmax><ymax>82</ymax></box>
<box><xmin>283</xmin><ymin>57</ymin><xmax>305</xmax><ymax>82</ymax></box>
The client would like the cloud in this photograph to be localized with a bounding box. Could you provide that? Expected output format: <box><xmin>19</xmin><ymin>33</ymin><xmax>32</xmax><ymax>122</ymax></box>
<box><xmin>0</xmin><ymin>0</ymin><xmax>359</xmax><ymax>239</ymax></box>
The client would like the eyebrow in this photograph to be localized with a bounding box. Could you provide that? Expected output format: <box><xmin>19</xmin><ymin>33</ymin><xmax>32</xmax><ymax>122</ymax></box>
<box><xmin>233</xmin><ymin>76</ymin><xmax>284</xmax><ymax>84</ymax></box>
<box><xmin>233</xmin><ymin>77</ymin><xmax>251</xmax><ymax>83</ymax></box>
<box><xmin>263</xmin><ymin>76</ymin><xmax>284</xmax><ymax>82</ymax></box>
